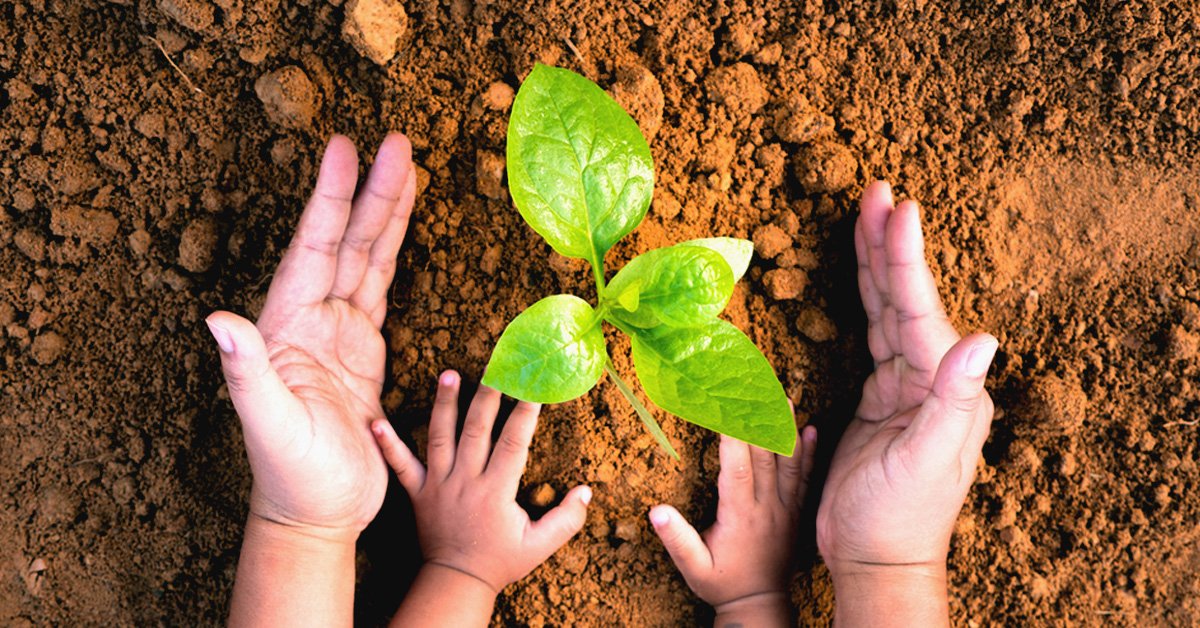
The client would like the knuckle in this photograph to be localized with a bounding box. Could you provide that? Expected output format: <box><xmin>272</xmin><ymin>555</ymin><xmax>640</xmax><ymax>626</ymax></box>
<box><xmin>730</xmin><ymin>465</ymin><xmax>753</xmax><ymax>483</ymax></box>
<box><xmin>948</xmin><ymin>395</ymin><xmax>980</xmax><ymax>415</ymax></box>
<box><xmin>460</xmin><ymin>419</ymin><xmax>488</xmax><ymax>441</ymax></box>
<box><xmin>497</xmin><ymin>432</ymin><xmax>528</xmax><ymax>456</ymax></box>
<box><xmin>427</xmin><ymin>434</ymin><xmax>455</xmax><ymax>453</ymax></box>
<box><xmin>342</xmin><ymin>233</ymin><xmax>374</xmax><ymax>252</ymax></box>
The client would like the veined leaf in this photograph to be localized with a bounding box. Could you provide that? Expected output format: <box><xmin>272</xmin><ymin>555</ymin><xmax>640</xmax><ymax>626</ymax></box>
<box><xmin>482</xmin><ymin>295</ymin><xmax>607</xmax><ymax>404</ymax></box>
<box><xmin>603</xmin><ymin>246</ymin><xmax>734</xmax><ymax>329</ymax></box>
<box><xmin>676</xmin><ymin>237</ymin><xmax>753</xmax><ymax>282</ymax></box>
<box><xmin>506</xmin><ymin>64</ymin><xmax>654</xmax><ymax>267</ymax></box>
<box><xmin>630</xmin><ymin>319</ymin><xmax>795</xmax><ymax>454</ymax></box>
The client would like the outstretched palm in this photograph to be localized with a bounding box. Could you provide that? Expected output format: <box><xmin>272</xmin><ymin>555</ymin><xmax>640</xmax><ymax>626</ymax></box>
<box><xmin>816</xmin><ymin>181</ymin><xmax>997</xmax><ymax>570</ymax></box>
<box><xmin>208</xmin><ymin>134</ymin><xmax>416</xmax><ymax>538</ymax></box>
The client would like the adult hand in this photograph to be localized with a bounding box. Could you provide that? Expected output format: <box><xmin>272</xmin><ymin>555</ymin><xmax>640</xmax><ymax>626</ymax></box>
<box><xmin>816</xmin><ymin>181</ymin><xmax>997</xmax><ymax>625</ymax></box>
<box><xmin>649</xmin><ymin>428</ymin><xmax>817</xmax><ymax>627</ymax></box>
<box><xmin>208</xmin><ymin>133</ymin><xmax>416</xmax><ymax>542</ymax></box>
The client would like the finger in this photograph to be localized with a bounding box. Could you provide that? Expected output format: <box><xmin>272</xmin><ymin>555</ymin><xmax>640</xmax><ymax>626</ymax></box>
<box><xmin>455</xmin><ymin>384</ymin><xmax>503</xmax><ymax>477</ymax></box>
<box><xmin>749</xmin><ymin>444</ymin><xmax>778</xmax><ymax>504</ymax></box>
<box><xmin>426</xmin><ymin>370</ymin><xmax>460</xmax><ymax>480</ymax></box>
<box><xmin>206</xmin><ymin>311</ymin><xmax>298</xmax><ymax>446</ymax></box>
<box><xmin>262</xmin><ymin>136</ymin><xmax>359</xmax><ymax>318</ymax></box>
<box><xmin>330</xmin><ymin>134</ymin><xmax>413</xmax><ymax>302</ymax></box>
<box><xmin>648</xmin><ymin>505</ymin><xmax>712</xmax><ymax>578</ymax></box>
<box><xmin>371</xmin><ymin>419</ymin><xmax>426</xmax><ymax>495</ymax></box>
<box><xmin>358</xmin><ymin>168</ymin><xmax>417</xmax><ymax>328</ymax></box>
<box><xmin>884</xmin><ymin>200</ymin><xmax>961</xmax><ymax>373</ymax></box>
<box><xmin>485</xmin><ymin>401</ymin><xmax>542</xmax><ymax>495</ymax></box>
<box><xmin>527</xmin><ymin>485</ymin><xmax>592</xmax><ymax>561</ymax></box>
<box><xmin>778</xmin><ymin>425</ymin><xmax>818</xmax><ymax>505</ymax></box>
<box><xmin>858</xmin><ymin>180</ymin><xmax>894</xmax><ymax>304</ymax></box>
<box><xmin>961</xmin><ymin>391</ymin><xmax>995</xmax><ymax>471</ymax></box>
<box><xmin>716</xmin><ymin>435</ymin><xmax>754</xmax><ymax>517</ymax></box>
<box><xmin>857</xmin><ymin>223</ymin><xmax>892</xmax><ymax>364</ymax></box>
<box><xmin>902</xmin><ymin>333</ymin><xmax>998</xmax><ymax>466</ymax></box>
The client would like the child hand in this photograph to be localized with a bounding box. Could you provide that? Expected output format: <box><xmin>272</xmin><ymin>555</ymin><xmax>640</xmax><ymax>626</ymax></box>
<box><xmin>208</xmin><ymin>134</ymin><xmax>415</xmax><ymax>541</ymax></box>
<box><xmin>816</xmin><ymin>181</ymin><xmax>997</xmax><ymax>624</ymax></box>
<box><xmin>372</xmin><ymin>372</ymin><xmax>591</xmax><ymax>608</ymax></box>
<box><xmin>648</xmin><ymin>428</ymin><xmax>818</xmax><ymax>626</ymax></box>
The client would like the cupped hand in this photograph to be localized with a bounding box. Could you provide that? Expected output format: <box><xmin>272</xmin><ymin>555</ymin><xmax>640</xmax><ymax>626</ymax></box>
<box><xmin>649</xmin><ymin>428</ymin><xmax>817</xmax><ymax>621</ymax></box>
<box><xmin>207</xmin><ymin>134</ymin><xmax>416</xmax><ymax>541</ymax></box>
<box><xmin>372</xmin><ymin>372</ymin><xmax>592</xmax><ymax>594</ymax></box>
<box><xmin>816</xmin><ymin>181</ymin><xmax>997</xmax><ymax>576</ymax></box>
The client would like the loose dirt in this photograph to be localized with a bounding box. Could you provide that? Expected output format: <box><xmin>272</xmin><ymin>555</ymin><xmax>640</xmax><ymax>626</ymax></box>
<box><xmin>3</xmin><ymin>0</ymin><xmax>1200</xmax><ymax>625</ymax></box>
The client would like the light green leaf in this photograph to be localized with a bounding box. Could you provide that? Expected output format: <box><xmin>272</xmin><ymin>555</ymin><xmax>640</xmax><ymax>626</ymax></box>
<box><xmin>615</xmin><ymin>280</ymin><xmax>641</xmax><ymax>312</ymax></box>
<box><xmin>603</xmin><ymin>246</ymin><xmax>734</xmax><ymax>329</ymax></box>
<box><xmin>482</xmin><ymin>295</ymin><xmax>607</xmax><ymax>404</ymax></box>
<box><xmin>676</xmin><ymin>237</ymin><xmax>754</xmax><ymax>282</ymax></box>
<box><xmin>630</xmin><ymin>319</ymin><xmax>795</xmax><ymax>454</ymax></box>
<box><xmin>506</xmin><ymin>64</ymin><xmax>654</xmax><ymax>267</ymax></box>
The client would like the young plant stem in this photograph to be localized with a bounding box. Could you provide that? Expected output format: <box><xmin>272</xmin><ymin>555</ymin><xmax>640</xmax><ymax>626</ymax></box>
<box><xmin>591</xmin><ymin>258</ymin><xmax>606</xmax><ymax>291</ymax></box>
<box><xmin>604</xmin><ymin>361</ymin><xmax>679</xmax><ymax>460</ymax></box>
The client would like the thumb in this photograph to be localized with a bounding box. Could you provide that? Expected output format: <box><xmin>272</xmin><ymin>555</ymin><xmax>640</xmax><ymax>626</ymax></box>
<box><xmin>527</xmin><ymin>485</ymin><xmax>592</xmax><ymax>560</ymax></box>
<box><xmin>206</xmin><ymin>311</ymin><xmax>296</xmax><ymax>444</ymax></box>
<box><xmin>648</xmin><ymin>505</ymin><xmax>712</xmax><ymax>579</ymax></box>
<box><xmin>903</xmin><ymin>333</ymin><xmax>998</xmax><ymax>464</ymax></box>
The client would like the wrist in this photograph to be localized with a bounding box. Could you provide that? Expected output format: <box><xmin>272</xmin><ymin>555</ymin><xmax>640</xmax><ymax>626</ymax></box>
<box><xmin>231</xmin><ymin>513</ymin><xmax>358</xmax><ymax>628</ymax></box>
<box><xmin>422</xmin><ymin>561</ymin><xmax>502</xmax><ymax>599</ymax></box>
<box><xmin>826</xmin><ymin>561</ymin><xmax>949</xmax><ymax>628</ymax></box>
<box><xmin>826</xmin><ymin>558</ymin><xmax>947</xmax><ymax>586</ymax></box>
<box><xmin>244</xmin><ymin>510</ymin><xmax>362</xmax><ymax>550</ymax></box>
<box><xmin>713</xmin><ymin>591</ymin><xmax>791</xmax><ymax>626</ymax></box>
<box><xmin>390</xmin><ymin>562</ymin><xmax>499</xmax><ymax>627</ymax></box>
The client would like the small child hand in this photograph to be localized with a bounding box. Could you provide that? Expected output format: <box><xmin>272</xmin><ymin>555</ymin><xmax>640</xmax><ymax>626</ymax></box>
<box><xmin>372</xmin><ymin>371</ymin><xmax>592</xmax><ymax>602</ymax></box>
<box><xmin>649</xmin><ymin>428</ymin><xmax>817</xmax><ymax>625</ymax></box>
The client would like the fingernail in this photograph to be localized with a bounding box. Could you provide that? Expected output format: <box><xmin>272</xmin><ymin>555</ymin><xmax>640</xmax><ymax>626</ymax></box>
<box><xmin>371</xmin><ymin>422</ymin><xmax>385</xmax><ymax>436</ymax></box>
<box><xmin>803</xmin><ymin>426</ymin><xmax>817</xmax><ymax>443</ymax></box>
<box><xmin>648</xmin><ymin>507</ymin><xmax>669</xmax><ymax>527</ymax></box>
<box><xmin>439</xmin><ymin>371</ymin><xmax>458</xmax><ymax>387</ymax></box>
<box><xmin>579</xmin><ymin>486</ymin><xmax>592</xmax><ymax>505</ymax></box>
<box><xmin>206</xmin><ymin>321</ymin><xmax>234</xmax><ymax>354</ymax></box>
<box><xmin>965</xmin><ymin>339</ymin><xmax>998</xmax><ymax>377</ymax></box>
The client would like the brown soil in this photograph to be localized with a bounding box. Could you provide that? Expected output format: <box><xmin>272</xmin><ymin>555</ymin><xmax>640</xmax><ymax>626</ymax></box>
<box><xmin>3</xmin><ymin>0</ymin><xmax>1200</xmax><ymax>625</ymax></box>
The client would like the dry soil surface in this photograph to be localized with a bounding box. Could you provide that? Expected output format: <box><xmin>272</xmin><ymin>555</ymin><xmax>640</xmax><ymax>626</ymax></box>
<box><xmin>3</xmin><ymin>0</ymin><xmax>1200</xmax><ymax>625</ymax></box>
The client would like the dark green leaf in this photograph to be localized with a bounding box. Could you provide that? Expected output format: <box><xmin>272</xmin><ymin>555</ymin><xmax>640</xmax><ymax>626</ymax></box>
<box><xmin>482</xmin><ymin>295</ymin><xmax>607</xmax><ymax>404</ymax></box>
<box><xmin>603</xmin><ymin>246</ymin><xmax>734</xmax><ymax>329</ymax></box>
<box><xmin>506</xmin><ymin>64</ymin><xmax>654</xmax><ymax>267</ymax></box>
<box><xmin>630</xmin><ymin>319</ymin><xmax>795</xmax><ymax>454</ymax></box>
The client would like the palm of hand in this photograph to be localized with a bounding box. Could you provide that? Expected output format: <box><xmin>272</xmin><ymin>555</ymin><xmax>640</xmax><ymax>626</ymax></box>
<box><xmin>209</xmin><ymin>134</ymin><xmax>416</xmax><ymax>538</ymax></box>
<box><xmin>253</xmin><ymin>299</ymin><xmax>390</xmax><ymax>531</ymax></box>
<box><xmin>817</xmin><ymin>182</ymin><xmax>995</xmax><ymax>569</ymax></box>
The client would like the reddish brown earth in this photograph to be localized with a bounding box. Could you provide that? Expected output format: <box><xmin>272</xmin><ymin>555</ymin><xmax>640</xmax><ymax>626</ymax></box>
<box><xmin>3</xmin><ymin>0</ymin><xmax>1200</xmax><ymax>625</ymax></box>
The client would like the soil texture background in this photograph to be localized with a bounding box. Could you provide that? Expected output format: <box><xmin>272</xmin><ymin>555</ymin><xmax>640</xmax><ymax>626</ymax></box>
<box><xmin>3</xmin><ymin>0</ymin><xmax>1200</xmax><ymax>625</ymax></box>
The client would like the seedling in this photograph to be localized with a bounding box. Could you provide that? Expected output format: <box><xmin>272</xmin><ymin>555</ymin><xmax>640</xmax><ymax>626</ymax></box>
<box><xmin>482</xmin><ymin>64</ymin><xmax>795</xmax><ymax>458</ymax></box>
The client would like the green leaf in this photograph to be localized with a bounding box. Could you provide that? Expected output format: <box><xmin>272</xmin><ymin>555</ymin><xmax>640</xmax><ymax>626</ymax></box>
<box><xmin>604</xmin><ymin>362</ymin><xmax>678</xmax><ymax>460</ymax></box>
<box><xmin>676</xmin><ymin>237</ymin><xmax>754</xmax><ymax>282</ymax></box>
<box><xmin>615</xmin><ymin>280</ymin><xmax>641</xmax><ymax>312</ymax></box>
<box><xmin>603</xmin><ymin>246</ymin><xmax>734</xmax><ymax>329</ymax></box>
<box><xmin>629</xmin><ymin>319</ymin><xmax>795</xmax><ymax>454</ymax></box>
<box><xmin>506</xmin><ymin>64</ymin><xmax>655</xmax><ymax>268</ymax></box>
<box><xmin>482</xmin><ymin>295</ymin><xmax>607</xmax><ymax>404</ymax></box>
